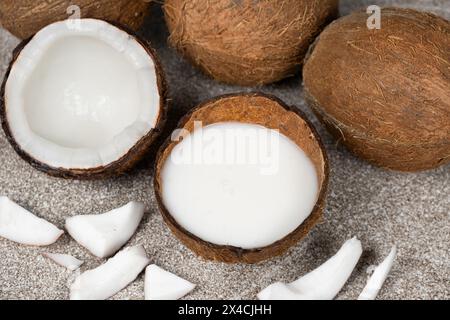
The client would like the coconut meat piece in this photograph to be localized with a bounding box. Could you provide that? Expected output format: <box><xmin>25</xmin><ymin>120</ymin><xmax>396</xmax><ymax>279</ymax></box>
<box><xmin>65</xmin><ymin>201</ymin><xmax>145</xmax><ymax>258</ymax></box>
<box><xmin>144</xmin><ymin>264</ymin><xmax>196</xmax><ymax>300</ymax></box>
<box><xmin>0</xmin><ymin>196</ymin><xmax>63</xmax><ymax>246</ymax></box>
<box><xmin>160</xmin><ymin>122</ymin><xmax>319</xmax><ymax>249</ymax></box>
<box><xmin>42</xmin><ymin>252</ymin><xmax>84</xmax><ymax>271</ymax></box>
<box><xmin>70</xmin><ymin>245</ymin><xmax>150</xmax><ymax>300</ymax></box>
<box><xmin>358</xmin><ymin>246</ymin><xmax>397</xmax><ymax>300</ymax></box>
<box><xmin>4</xmin><ymin>19</ymin><xmax>160</xmax><ymax>169</ymax></box>
<box><xmin>258</xmin><ymin>237</ymin><xmax>363</xmax><ymax>300</ymax></box>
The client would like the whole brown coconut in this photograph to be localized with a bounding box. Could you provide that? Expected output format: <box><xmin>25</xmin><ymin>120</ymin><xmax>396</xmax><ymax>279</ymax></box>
<box><xmin>0</xmin><ymin>0</ymin><xmax>151</xmax><ymax>39</ymax></box>
<box><xmin>303</xmin><ymin>8</ymin><xmax>450</xmax><ymax>172</ymax></box>
<box><xmin>154</xmin><ymin>93</ymin><xmax>329</xmax><ymax>263</ymax></box>
<box><xmin>164</xmin><ymin>0</ymin><xmax>339</xmax><ymax>86</ymax></box>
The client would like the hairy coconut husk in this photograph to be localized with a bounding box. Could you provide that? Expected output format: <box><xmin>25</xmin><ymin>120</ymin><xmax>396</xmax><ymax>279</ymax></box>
<box><xmin>154</xmin><ymin>93</ymin><xmax>329</xmax><ymax>263</ymax></box>
<box><xmin>0</xmin><ymin>0</ymin><xmax>151</xmax><ymax>39</ymax></box>
<box><xmin>164</xmin><ymin>0</ymin><xmax>339</xmax><ymax>86</ymax></box>
<box><xmin>303</xmin><ymin>7</ymin><xmax>450</xmax><ymax>172</ymax></box>
<box><xmin>0</xmin><ymin>22</ymin><xmax>168</xmax><ymax>180</ymax></box>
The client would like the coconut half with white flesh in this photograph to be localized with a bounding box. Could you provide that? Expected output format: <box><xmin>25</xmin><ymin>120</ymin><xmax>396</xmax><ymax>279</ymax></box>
<box><xmin>65</xmin><ymin>201</ymin><xmax>145</xmax><ymax>258</ymax></box>
<box><xmin>0</xmin><ymin>196</ymin><xmax>63</xmax><ymax>246</ymax></box>
<box><xmin>1</xmin><ymin>19</ymin><xmax>167</xmax><ymax>179</ymax></box>
<box><xmin>155</xmin><ymin>93</ymin><xmax>329</xmax><ymax>263</ymax></box>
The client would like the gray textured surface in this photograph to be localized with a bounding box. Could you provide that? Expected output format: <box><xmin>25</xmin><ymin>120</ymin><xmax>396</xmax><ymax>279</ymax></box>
<box><xmin>0</xmin><ymin>0</ymin><xmax>449</xmax><ymax>300</ymax></box>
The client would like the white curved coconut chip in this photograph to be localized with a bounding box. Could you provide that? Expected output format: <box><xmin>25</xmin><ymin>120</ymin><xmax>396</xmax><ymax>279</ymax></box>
<box><xmin>70</xmin><ymin>245</ymin><xmax>150</xmax><ymax>300</ymax></box>
<box><xmin>42</xmin><ymin>252</ymin><xmax>84</xmax><ymax>271</ymax></box>
<box><xmin>258</xmin><ymin>237</ymin><xmax>363</xmax><ymax>300</ymax></box>
<box><xmin>358</xmin><ymin>246</ymin><xmax>397</xmax><ymax>300</ymax></box>
<box><xmin>0</xmin><ymin>196</ymin><xmax>63</xmax><ymax>246</ymax></box>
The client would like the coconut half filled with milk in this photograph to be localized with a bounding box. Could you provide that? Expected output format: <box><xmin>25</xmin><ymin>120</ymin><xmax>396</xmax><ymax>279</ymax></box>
<box><xmin>155</xmin><ymin>93</ymin><xmax>329</xmax><ymax>263</ymax></box>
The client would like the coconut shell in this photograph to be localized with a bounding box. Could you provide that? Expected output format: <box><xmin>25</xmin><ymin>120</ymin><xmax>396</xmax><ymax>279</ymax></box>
<box><xmin>0</xmin><ymin>22</ymin><xmax>168</xmax><ymax>180</ymax></box>
<box><xmin>164</xmin><ymin>0</ymin><xmax>339</xmax><ymax>86</ymax></box>
<box><xmin>303</xmin><ymin>7</ymin><xmax>450</xmax><ymax>172</ymax></box>
<box><xmin>0</xmin><ymin>0</ymin><xmax>151</xmax><ymax>39</ymax></box>
<box><xmin>154</xmin><ymin>93</ymin><xmax>329</xmax><ymax>263</ymax></box>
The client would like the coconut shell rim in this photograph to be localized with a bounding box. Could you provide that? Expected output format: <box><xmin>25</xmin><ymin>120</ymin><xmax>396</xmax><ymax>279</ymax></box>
<box><xmin>154</xmin><ymin>92</ymin><xmax>330</xmax><ymax>264</ymax></box>
<box><xmin>0</xmin><ymin>19</ymin><xmax>168</xmax><ymax>180</ymax></box>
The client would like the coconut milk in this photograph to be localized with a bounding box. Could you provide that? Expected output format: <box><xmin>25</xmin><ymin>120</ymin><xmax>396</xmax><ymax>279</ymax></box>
<box><xmin>161</xmin><ymin>122</ymin><xmax>319</xmax><ymax>249</ymax></box>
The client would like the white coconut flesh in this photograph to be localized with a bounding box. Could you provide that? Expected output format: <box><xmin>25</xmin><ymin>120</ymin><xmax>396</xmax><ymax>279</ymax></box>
<box><xmin>70</xmin><ymin>245</ymin><xmax>150</xmax><ymax>300</ymax></box>
<box><xmin>161</xmin><ymin>122</ymin><xmax>319</xmax><ymax>249</ymax></box>
<box><xmin>258</xmin><ymin>237</ymin><xmax>363</xmax><ymax>300</ymax></box>
<box><xmin>42</xmin><ymin>252</ymin><xmax>84</xmax><ymax>271</ymax></box>
<box><xmin>0</xmin><ymin>196</ymin><xmax>63</xmax><ymax>246</ymax></box>
<box><xmin>65</xmin><ymin>201</ymin><xmax>145</xmax><ymax>258</ymax></box>
<box><xmin>145</xmin><ymin>264</ymin><xmax>196</xmax><ymax>300</ymax></box>
<box><xmin>358</xmin><ymin>245</ymin><xmax>397</xmax><ymax>300</ymax></box>
<box><xmin>5</xmin><ymin>19</ymin><xmax>160</xmax><ymax>169</ymax></box>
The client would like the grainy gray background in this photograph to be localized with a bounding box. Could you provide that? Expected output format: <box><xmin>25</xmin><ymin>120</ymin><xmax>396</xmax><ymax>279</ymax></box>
<box><xmin>0</xmin><ymin>0</ymin><xmax>449</xmax><ymax>300</ymax></box>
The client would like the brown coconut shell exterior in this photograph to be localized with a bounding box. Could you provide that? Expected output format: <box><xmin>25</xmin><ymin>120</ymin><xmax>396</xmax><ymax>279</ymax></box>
<box><xmin>164</xmin><ymin>0</ymin><xmax>339</xmax><ymax>86</ymax></box>
<box><xmin>303</xmin><ymin>7</ymin><xmax>450</xmax><ymax>172</ymax></box>
<box><xmin>0</xmin><ymin>0</ymin><xmax>151</xmax><ymax>39</ymax></box>
<box><xmin>154</xmin><ymin>93</ymin><xmax>329</xmax><ymax>263</ymax></box>
<box><xmin>0</xmin><ymin>21</ymin><xmax>168</xmax><ymax>180</ymax></box>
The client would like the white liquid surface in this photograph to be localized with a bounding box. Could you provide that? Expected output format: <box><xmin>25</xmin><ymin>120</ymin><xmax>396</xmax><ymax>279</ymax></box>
<box><xmin>161</xmin><ymin>122</ymin><xmax>319</xmax><ymax>249</ymax></box>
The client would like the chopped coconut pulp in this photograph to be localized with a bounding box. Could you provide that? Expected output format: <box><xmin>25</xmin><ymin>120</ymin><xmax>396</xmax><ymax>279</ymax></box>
<box><xmin>258</xmin><ymin>237</ymin><xmax>363</xmax><ymax>300</ymax></box>
<box><xmin>5</xmin><ymin>19</ymin><xmax>160</xmax><ymax>169</ymax></box>
<box><xmin>161</xmin><ymin>122</ymin><xmax>319</xmax><ymax>249</ymax></box>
